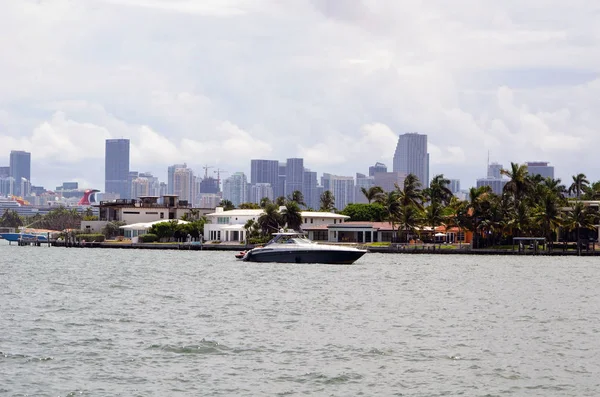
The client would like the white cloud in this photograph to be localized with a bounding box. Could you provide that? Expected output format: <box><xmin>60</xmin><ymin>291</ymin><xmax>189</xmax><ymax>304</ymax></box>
<box><xmin>1</xmin><ymin>0</ymin><xmax>600</xmax><ymax>190</ymax></box>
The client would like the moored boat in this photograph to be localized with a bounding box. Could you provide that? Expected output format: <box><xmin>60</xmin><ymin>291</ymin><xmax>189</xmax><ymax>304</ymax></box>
<box><xmin>239</xmin><ymin>232</ymin><xmax>366</xmax><ymax>264</ymax></box>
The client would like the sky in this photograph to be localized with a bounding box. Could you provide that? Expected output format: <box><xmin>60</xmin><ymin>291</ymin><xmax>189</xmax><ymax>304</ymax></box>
<box><xmin>1</xmin><ymin>0</ymin><xmax>600</xmax><ymax>191</ymax></box>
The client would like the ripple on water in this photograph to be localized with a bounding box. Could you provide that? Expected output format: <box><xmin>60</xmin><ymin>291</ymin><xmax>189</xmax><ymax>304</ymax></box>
<box><xmin>148</xmin><ymin>339</ymin><xmax>230</xmax><ymax>355</ymax></box>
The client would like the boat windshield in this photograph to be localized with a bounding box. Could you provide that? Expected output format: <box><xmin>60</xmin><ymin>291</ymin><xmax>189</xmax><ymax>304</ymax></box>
<box><xmin>267</xmin><ymin>234</ymin><xmax>312</xmax><ymax>245</ymax></box>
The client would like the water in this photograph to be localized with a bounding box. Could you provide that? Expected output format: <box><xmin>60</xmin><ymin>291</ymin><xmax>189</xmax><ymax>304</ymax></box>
<box><xmin>1</xmin><ymin>241</ymin><xmax>599</xmax><ymax>396</ymax></box>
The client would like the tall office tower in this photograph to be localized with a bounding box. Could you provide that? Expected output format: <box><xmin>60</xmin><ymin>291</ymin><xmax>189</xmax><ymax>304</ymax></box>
<box><xmin>0</xmin><ymin>166</ymin><xmax>9</xmax><ymax>178</ymax></box>
<box><xmin>321</xmin><ymin>173</ymin><xmax>355</xmax><ymax>210</ymax></box>
<box><xmin>250</xmin><ymin>183</ymin><xmax>274</xmax><ymax>204</ymax></box>
<box><xmin>448</xmin><ymin>179</ymin><xmax>461</xmax><ymax>194</ymax></box>
<box><xmin>373</xmin><ymin>172</ymin><xmax>406</xmax><ymax>193</ymax></box>
<box><xmin>173</xmin><ymin>167</ymin><xmax>195</xmax><ymax>205</ymax></box>
<box><xmin>487</xmin><ymin>162</ymin><xmax>503</xmax><ymax>179</ymax></box>
<box><xmin>355</xmin><ymin>173</ymin><xmax>375</xmax><ymax>204</ymax></box>
<box><xmin>105</xmin><ymin>139</ymin><xmax>130</xmax><ymax>199</ymax></box>
<box><xmin>526</xmin><ymin>162</ymin><xmax>554</xmax><ymax>179</ymax></box>
<box><xmin>369</xmin><ymin>162</ymin><xmax>387</xmax><ymax>177</ymax></box>
<box><xmin>223</xmin><ymin>172</ymin><xmax>248</xmax><ymax>207</ymax></box>
<box><xmin>9</xmin><ymin>150</ymin><xmax>31</xmax><ymax>197</ymax></box>
<box><xmin>250</xmin><ymin>159</ymin><xmax>279</xmax><ymax>193</ymax></box>
<box><xmin>277</xmin><ymin>162</ymin><xmax>286</xmax><ymax>198</ymax></box>
<box><xmin>302</xmin><ymin>169</ymin><xmax>318</xmax><ymax>209</ymax></box>
<box><xmin>392</xmin><ymin>133</ymin><xmax>429</xmax><ymax>188</ymax></box>
<box><xmin>0</xmin><ymin>176</ymin><xmax>15</xmax><ymax>196</ymax></box>
<box><xmin>285</xmin><ymin>158</ymin><xmax>303</xmax><ymax>196</ymax></box>
<box><xmin>168</xmin><ymin>163</ymin><xmax>186</xmax><ymax>194</ymax></box>
<box><xmin>476</xmin><ymin>178</ymin><xmax>507</xmax><ymax>195</ymax></box>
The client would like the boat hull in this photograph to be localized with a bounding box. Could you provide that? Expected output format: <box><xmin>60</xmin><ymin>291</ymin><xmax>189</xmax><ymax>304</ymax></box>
<box><xmin>0</xmin><ymin>233</ymin><xmax>48</xmax><ymax>242</ymax></box>
<box><xmin>242</xmin><ymin>248</ymin><xmax>366</xmax><ymax>264</ymax></box>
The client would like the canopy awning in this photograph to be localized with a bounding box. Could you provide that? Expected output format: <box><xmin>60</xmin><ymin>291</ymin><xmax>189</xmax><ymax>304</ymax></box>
<box><xmin>120</xmin><ymin>219</ymin><xmax>189</xmax><ymax>230</ymax></box>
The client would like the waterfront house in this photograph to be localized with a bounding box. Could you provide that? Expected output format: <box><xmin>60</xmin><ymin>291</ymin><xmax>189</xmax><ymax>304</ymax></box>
<box><xmin>204</xmin><ymin>207</ymin><xmax>349</xmax><ymax>242</ymax></box>
<box><xmin>81</xmin><ymin>195</ymin><xmax>213</xmax><ymax>233</ymax></box>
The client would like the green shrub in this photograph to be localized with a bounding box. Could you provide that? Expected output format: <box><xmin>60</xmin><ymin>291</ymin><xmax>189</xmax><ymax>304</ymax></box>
<box><xmin>139</xmin><ymin>233</ymin><xmax>158</xmax><ymax>243</ymax></box>
<box><xmin>78</xmin><ymin>233</ymin><xmax>105</xmax><ymax>242</ymax></box>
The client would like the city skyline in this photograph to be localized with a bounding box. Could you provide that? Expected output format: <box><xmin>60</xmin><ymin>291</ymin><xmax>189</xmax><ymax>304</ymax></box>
<box><xmin>2</xmin><ymin>1</ymin><xmax>599</xmax><ymax>190</ymax></box>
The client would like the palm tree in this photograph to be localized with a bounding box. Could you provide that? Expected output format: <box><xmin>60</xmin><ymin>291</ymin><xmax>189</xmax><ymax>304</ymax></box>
<box><xmin>396</xmin><ymin>174</ymin><xmax>424</xmax><ymax>209</ymax></box>
<box><xmin>257</xmin><ymin>203</ymin><xmax>282</xmax><ymax>236</ymax></box>
<box><xmin>502</xmin><ymin>162</ymin><xmax>531</xmax><ymax>204</ymax></box>
<box><xmin>274</xmin><ymin>196</ymin><xmax>286</xmax><ymax>206</ymax></box>
<box><xmin>319</xmin><ymin>191</ymin><xmax>335</xmax><ymax>212</ymax></box>
<box><xmin>287</xmin><ymin>190</ymin><xmax>306</xmax><ymax>207</ymax></box>
<box><xmin>361</xmin><ymin>186</ymin><xmax>384</xmax><ymax>204</ymax></box>
<box><xmin>380</xmin><ymin>190</ymin><xmax>401</xmax><ymax>240</ymax></box>
<box><xmin>281</xmin><ymin>201</ymin><xmax>303</xmax><ymax>231</ymax></box>
<box><xmin>0</xmin><ymin>209</ymin><xmax>23</xmax><ymax>228</ymax></box>
<box><xmin>219</xmin><ymin>199</ymin><xmax>235</xmax><ymax>211</ymax></box>
<box><xmin>259</xmin><ymin>197</ymin><xmax>272</xmax><ymax>208</ymax></box>
<box><xmin>425</xmin><ymin>174</ymin><xmax>453</xmax><ymax>206</ymax></box>
<box><xmin>568</xmin><ymin>173</ymin><xmax>589</xmax><ymax>199</ymax></box>
<box><xmin>563</xmin><ymin>201</ymin><xmax>596</xmax><ymax>255</ymax></box>
<box><xmin>532</xmin><ymin>190</ymin><xmax>562</xmax><ymax>243</ymax></box>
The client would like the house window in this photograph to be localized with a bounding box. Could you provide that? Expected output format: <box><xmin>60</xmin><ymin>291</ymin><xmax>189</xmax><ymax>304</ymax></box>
<box><xmin>145</xmin><ymin>212</ymin><xmax>158</xmax><ymax>215</ymax></box>
<box><xmin>304</xmin><ymin>218</ymin><xmax>307</xmax><ymax>223</ymax></box>
<box><xmin>313</xmin><ymin>231</ymin><xmax>328</xmax><ymax>241</ymax></box>
<box><xmin>217</xmin><ymin>217</ymin><xmax>230</xmax><ymax>224</ymax></box>
<box><xmin>457</xmin><ymin>231</ymin><xmax>465</xmax><ymax>242</ymax></box>
<box><xmin>310</xmin><ymin>218</ymin><xmax>313</xmax><ymax>224</ymax></box>
<box><xmin>123</xmin><ymin>211</ymin><xmax>140</xmax><ymax>214</ymax></box>
<box><xmin>334</xmin><ymin>219</ymin><xmax>336</xmax><ymax>224</ymax></box>
<box><xmin>160</xmin><ymin>213</ymin><xmax>164</xmax><ymax>219</ymax></box>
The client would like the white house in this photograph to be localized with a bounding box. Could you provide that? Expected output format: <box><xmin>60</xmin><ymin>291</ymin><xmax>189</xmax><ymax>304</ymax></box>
<box><xmin>204</xmin><ymin>207</ymin><xmax>349</xmax><ymax>242</ymax></box>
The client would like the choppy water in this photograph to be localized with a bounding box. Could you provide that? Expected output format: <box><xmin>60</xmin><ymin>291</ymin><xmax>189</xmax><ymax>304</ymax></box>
<box><xmin>1</xmin><ymin>241</ymin><xmax>600</xmax><ymax>396</ymax></box>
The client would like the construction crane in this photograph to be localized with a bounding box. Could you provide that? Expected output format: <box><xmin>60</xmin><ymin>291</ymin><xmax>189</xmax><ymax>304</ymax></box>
<box><xmin>202</xmin><ymin>164</ymin><xmax>214</xmax><ymax>179</ymax></box>
<box><xmin>214</xmin><ymin>169</ymin><xmax>228</xmax><ymax>188</ymax></box>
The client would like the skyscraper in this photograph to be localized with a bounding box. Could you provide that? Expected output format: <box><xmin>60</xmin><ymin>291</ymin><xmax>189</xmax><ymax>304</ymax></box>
<box><xmin>302</xmin><ymin>169</ymin><xmax>318</xmax><ymax>209</ymax></box>
<box><xmin>369</xmin><ymin>162</ymin><xmax>387</xmax><ymax>177</ymax></box>
<box><xmin>250</xmin><ymin>159</ymin><xmax>279</xmax><ymax>192</ymax></box>
<box><xmin>250</xmin><ymin>183</ymin><xmax>273</xmax><ymax>204</ymax></box>
<box><xmin>9</xmin><ymin>150</ymin><xmax>31</xmax><ymax>197</ymax></box>
<box><xmin>0</xmin><ymin>166</ymin><xmax>9</xmax><ymax>178</ymax></box>
<box><xmin>277</xmin><ymin>163</ymin><xmax>286</xmax><ymax>199</ymax></box>
<box><xmin>285</xmin><ymin>158</ymin><xmax>303</xmax><ymax>196</ymax></box>
<box><xmin>168</xmin><ymin>163</ymin><xmax>186</xmax><ymax>194</ymax></box>
<box><xmin>223</xmin><ymin>172</ymin><xmax>248</xmax><ymax>207</ymax></box>
<box><xmin>488</xmin><ymin>162</ymin><xmax>503</xmax><ymax>179</ymax></box>
<box><xmin>105</xmin><ymin>139</ymin><xmax>130</xmax><ymax>199</ymax></box>
<box><xmin>392</xmin><ymin>133</ymin><xmax>429</xmax><ymax>188</ymax></box>
<box><xmin>173</xmin><ymin>166</ymin><xmax>195</xmax><ymax>205</ymax></box>
<box><xmin>321</xmin><ymin>173</ymin><xmax>355</xmax><ymax>210</ymax></box>
<box><xmin>526</xmin><ymin>162</ymin><xmax>554</xmax><ymax>179</ymax></box>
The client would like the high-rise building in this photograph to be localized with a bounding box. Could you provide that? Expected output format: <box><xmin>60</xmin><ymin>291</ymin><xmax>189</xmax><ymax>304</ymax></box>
<box><xmin>199</xmin><ymin>177</ymin><xmax>220</xmax><ymax>194</ymax></box>
<box><xmin>369</xmin><ymin>162</ymin><xmax>387</xmax><ymax>177</ymax></box>
<box><xmin>277</xmin><ymin>163</ymin><xmax>286</xmax><ymax>199</ymax></box>
<box><xmin>302</xmin><ymin>169</ymin><xmax>318</xmax><ymax>209</ymax></box>
<box><xmin>477</xmin><ymin>178</ymin><xmax>507</xmax><ymax>195</ymax></box>
<box><xmin>392</xmin><ymin>133</ymin><xmax>429</xmax><ymax>187</ymax></box>
<box><xmin>9</xmin><ymin>150</ymin><xmax>31</xmax><ymax>197</ymax></box>
<box><xmin>131</xmin><ymin>177</ymin><xmax>150</xmax><ymax>199</ymax></box>
<box><xmin>223</xmin><ymin>172</ymin><xmax>248</xmax><ymax>207</ymax></box>
<box><xmin>0</xmin><ymin>176</ymin><xmax>15</xmax><ymax>196</ymax></box>
<box><xmin>448</xmin><ymin>179</ymin><xmax>461</xmax><ymax>194</ymax></box>
<box><xmin>373</xmin><ymin>172</ymin><xmax>406</xmax><ymax>193</ymax></box>
<box><xmin>173</xmin><ymin>167</ymin><xmax>195</xmax><ymax>205</ymax></box>
<box><xmin>285</xmin><ymin>158</ymin><xmax>303</xmax><ymax>196</ymax></box>
<box><xmin>249</xmin><ymin>183</ymin><xmax>274</xmax><ymax>204</ymax></box>
<box><xmin>488</xmin><ymin>162</ymin><xmax>503</xmax><ymax>179</ymax></box>
<box><xmin>0</xmin><ymin>166</ymin><xmax>9</xmax><ymax>178</ymax></box>
<box><xmin>168</xmin><ymin>163</ymin><xmax>186</xmax><ymax>194</ymax></box>
<box><xmin>526</xmin><ymin>162</ymin><xmax>554</xmax><ymax>179</ymax></box>
<box><xmin>321</xmin><ymin>173</ymin><xmax>355</xmax><ymax>210</ymax></box>
<box><xmin>139</xmin><ymin>172</ymin><xmax>161</xmax><ymax>196</ymax></box>
<box><xmin>105</xmin><ymin>139</ymin><xmax>130</xmax><ymax>199</ymax></box>
<box><xmin>250</xmin><ymin>159</ymin><xmax>279</xmax><ymax>192</ymax></box>
<box><xmin>355</xmin><ymin>173</ymin><xmax>375</xmax><ymax>204</ymax></box>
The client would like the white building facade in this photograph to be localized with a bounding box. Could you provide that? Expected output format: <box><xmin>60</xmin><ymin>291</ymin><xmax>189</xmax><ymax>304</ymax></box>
<box><xmin>204</xmin><ymin>207</ymin><xmax>349</xmax><ymax>242</ymax></box>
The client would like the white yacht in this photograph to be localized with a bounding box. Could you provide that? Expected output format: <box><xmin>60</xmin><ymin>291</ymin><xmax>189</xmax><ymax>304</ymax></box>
<box><xmin>238</xmin><ymin>232</ymin><xmax>366</xmax><ymax>264</ymax></box>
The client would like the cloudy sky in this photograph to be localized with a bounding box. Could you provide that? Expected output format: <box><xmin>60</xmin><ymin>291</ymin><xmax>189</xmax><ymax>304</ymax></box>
<box><xmin>1</xmin><ymin>0</ymin><xmax>599</xmax><ymax>190</ymax></box>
